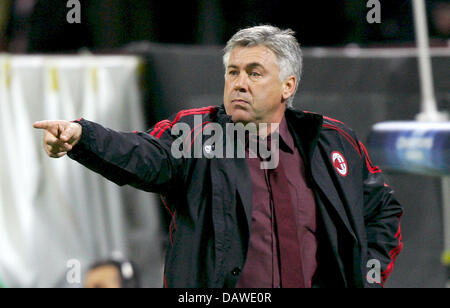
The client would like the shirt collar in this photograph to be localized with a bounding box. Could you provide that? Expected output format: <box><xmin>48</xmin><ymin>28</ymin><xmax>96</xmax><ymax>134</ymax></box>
<box><xmin>245</xmin><ymin>115</ymin><xmax>295</xmax><ymax>154</ymax></box>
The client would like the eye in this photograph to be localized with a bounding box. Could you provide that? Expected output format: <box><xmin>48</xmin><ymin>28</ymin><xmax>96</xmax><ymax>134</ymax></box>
<box><xmin>249</xmin><ymin>71</ymin><xmax>261</xmax><ymax>77</ymax></box>
<box><xmin>228</xmin><ymin>70</ymin><xmax>238</xmax><ymax>76</ymax></box>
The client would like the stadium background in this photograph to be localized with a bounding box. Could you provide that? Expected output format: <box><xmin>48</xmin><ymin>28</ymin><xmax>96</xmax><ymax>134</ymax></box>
<box><xmin>0</xmin><ymin>0</ymin><xmax>449</xmax><ymax>287</ymax></box>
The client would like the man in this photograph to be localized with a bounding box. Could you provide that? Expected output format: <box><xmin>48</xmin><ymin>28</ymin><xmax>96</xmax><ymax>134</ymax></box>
<box><xmin>34</xmin><ymin>25</ymin><xmax>403</xmax><ymax>288</ymax></box>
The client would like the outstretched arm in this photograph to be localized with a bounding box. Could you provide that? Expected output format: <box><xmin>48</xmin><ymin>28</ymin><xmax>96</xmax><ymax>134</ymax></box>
<box><xmin>33</xmin><ymin>118</ymin><xmax>183</xmax><ymax>193</ymax></box>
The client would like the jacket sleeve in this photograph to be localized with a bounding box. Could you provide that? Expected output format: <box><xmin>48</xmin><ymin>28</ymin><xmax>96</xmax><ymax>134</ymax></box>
<box><xmin>359</xmin><ymin>141</ymin><xmax>404</xmax><ymax>287</ymax></box>
<box><xmin>67</xmin><ymin>118</ymin><xmax>184</xmax><ymax>194</ymax></box>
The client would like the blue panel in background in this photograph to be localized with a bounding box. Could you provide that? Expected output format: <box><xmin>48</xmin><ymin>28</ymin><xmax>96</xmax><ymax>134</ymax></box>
<box><xmin>367</xmin><ymin>122</ymin><xmax>450</xmax><ymax>176</ymax></box>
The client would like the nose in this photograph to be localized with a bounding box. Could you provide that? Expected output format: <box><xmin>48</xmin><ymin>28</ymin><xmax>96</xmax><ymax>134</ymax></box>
<box><xmin>234</xmin><ymin>72</ymin><xmax>248</xmax><ymax>92</ymax></box>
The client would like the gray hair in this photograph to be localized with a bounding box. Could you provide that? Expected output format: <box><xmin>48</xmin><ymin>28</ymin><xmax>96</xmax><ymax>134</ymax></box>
<box><xmin>223</xmin><ymin>25</ymin><xmax>303</xmax><ymax>108</ymax></box>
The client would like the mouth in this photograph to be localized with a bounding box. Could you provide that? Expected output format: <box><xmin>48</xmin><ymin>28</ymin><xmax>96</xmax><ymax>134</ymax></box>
<box><xmin>231</xmin><ymin>99</ymin><xmax>250</xmax><ymax>105</ymax></box>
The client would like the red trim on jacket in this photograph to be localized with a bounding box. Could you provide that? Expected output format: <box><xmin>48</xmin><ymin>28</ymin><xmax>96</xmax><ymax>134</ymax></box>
<box><xmin>323</xmin><ymin>115</ymin><xmax>345</xmax><ymax>125</ymax></box>
<box><xmin>381</xmin><ymin>213</ymin><xmax>404</xmax><ymax>285</ymax></box>
<box><xmin>359</xmin><ymin>141</ymin><xmax>382</xmax><ymax>174</ymax></box>
<box><xmin>184</xmin><ymin>121</ymin><xmax>212</xmax><ymax>148</ymax></box>
<box><xmin>322</xmin><ymin>123</ymin><xmax>362</xmax><ymax>157</ymax></box>
<box><xmin>150</xmin><ymin>120</ymin><xmax>171</xmax><ymax>136</ymax></box>
<box><xmin>161</xmin><ymin>195</ymin><xmax>177</xmax><ymax>247</ymax></box>
<box><xmin>303</xmin><ymin>111</ymin><xmax>346</xmax><ymax>126</ymax></box>
<box><xmin>189</xmin><ymin>123</ymin><xmax>212</xmax><ymax>149</ymax></box>
<box><xmin>150</xmin><ymin>107</ymin><xmax>216</xmax><ymax>138</ymax></box>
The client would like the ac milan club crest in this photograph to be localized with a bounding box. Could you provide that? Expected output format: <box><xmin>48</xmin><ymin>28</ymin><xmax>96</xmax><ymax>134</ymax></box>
<box><xmin>331</xmin><ymin>151</ymin><xmax>348</xmax><ymax>177</ymax></box>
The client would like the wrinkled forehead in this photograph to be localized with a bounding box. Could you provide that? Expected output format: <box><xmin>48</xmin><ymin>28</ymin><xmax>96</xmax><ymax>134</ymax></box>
<box><xmin>227</xmin><ymin>45</ymin><xmax>280</xmax><ymax>69</ymax></box>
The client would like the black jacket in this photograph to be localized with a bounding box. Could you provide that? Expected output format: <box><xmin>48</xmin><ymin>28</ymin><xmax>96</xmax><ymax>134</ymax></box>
<box><xmin>68</xmin><ymin>105</ymin><xmax>403</xmax><ymax>288</ymax></box>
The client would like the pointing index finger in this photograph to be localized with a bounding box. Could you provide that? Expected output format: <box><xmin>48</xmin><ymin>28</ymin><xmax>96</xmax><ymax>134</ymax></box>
<box><xmin>33</xmin><ymin>120</ymin><xmax>55</xmax><ymax>130</ymax></box>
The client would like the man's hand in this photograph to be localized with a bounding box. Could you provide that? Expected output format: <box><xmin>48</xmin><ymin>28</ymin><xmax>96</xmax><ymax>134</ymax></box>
<box><xmin>33</xmin><ymin>120</ymin><xmax>82</xmax><ymax>158</ymax></box>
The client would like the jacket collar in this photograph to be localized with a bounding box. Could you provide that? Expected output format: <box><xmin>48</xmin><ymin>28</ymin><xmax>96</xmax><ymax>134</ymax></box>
<box><xmin>215</xmin><ymin>104</ymin><xmax>323</xmax><ymax>154</ymax></box>
<box><xmin>284</xmin><ymin>108</ymin><xmax>323</xmax><ymax>161</ymax></box>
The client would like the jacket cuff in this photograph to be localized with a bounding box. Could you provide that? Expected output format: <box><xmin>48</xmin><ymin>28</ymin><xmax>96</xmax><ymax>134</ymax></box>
<box><xmin>68</xmin><ymin>118</ymin><xmax>93</xmax><ymax>160</ymax></box>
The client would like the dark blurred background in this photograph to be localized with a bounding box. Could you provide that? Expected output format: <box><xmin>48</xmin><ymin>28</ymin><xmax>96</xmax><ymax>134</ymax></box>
<box><xmin>0</xmin><ymin>0</ymin><xmax>449</xmax><ymax>53</ymax></box>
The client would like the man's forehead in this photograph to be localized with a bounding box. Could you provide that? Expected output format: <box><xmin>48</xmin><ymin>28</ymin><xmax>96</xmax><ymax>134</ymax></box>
<box><xmin>228</xmin><ymin>45</ymin><xmax>277</xmax><ymax>67</ymax></box>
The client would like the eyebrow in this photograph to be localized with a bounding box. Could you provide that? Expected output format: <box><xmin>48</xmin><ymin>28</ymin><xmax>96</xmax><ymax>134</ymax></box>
<box><xmin>227</xmin><ymin>62</ymin><xmax>265</xmax><ymax>70</ymax></box>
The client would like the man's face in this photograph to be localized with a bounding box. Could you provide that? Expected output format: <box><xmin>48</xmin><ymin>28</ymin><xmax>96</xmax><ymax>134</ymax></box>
<box><xmin>223</xmin><ymin>45</ymin><xmax>291</xmax><ymax>125</ymax></box>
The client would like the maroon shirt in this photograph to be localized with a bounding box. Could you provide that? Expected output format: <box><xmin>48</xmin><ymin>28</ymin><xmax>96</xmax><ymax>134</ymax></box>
<box><xmin>235</xmin><ymin>116</ymin><xmax>318</xmax><ymax>288</ymax></box>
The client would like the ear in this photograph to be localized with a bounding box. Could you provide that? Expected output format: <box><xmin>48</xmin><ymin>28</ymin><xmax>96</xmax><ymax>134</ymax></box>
<box><xmin>282</xmin><ymin>76</ymin><xmax>297</xmax><ymax>101</ymax></box>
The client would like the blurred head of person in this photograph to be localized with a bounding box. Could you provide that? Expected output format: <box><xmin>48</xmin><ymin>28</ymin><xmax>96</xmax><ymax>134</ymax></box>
<box><xmin>84</xmin><ymin>259</ymin><xmax>139</xmax><ymax>288</ymax></box>
<box><xmin>222</xmin><ymin>25</ymin><xmax>303</xmax><ymax>127</ymax></box>
<box><xmin>432</xmin><ymin>2</ymin><xmax>450</xmax><ymax>37</ymax></box>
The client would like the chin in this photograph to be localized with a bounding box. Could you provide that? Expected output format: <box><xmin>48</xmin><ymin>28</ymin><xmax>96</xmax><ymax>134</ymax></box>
<box><xmin>230</xmin><ymin>109</ymin><xmax>253</xmax><ymax>124</ymax></box>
